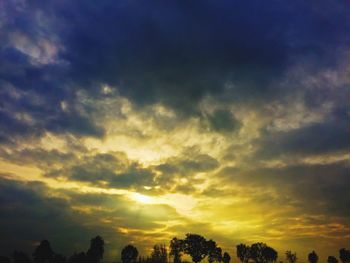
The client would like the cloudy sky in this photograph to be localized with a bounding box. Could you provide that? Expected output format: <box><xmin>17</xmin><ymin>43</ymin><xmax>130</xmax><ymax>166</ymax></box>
<box><xmin>1</xmin><ymin>0</ymin><xmax>350</xmax><ymax>261</ymax></box>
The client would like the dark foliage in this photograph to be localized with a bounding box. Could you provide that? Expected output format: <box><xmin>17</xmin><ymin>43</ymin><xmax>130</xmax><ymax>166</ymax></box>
<box><xmin>285</xmin><ymin>251</ymin><xmax>297</xmax><ymax>263</ymax></box>
<box><xmin>328</xmin><ymin>256</ymin><xmax>339</xmax><ymax>263</ymax></box>
<box><xmin>170</xmin><ymin>238</ymin><xmax>184</xmax><ymax>263</ymax></box>
<box><xmin>121</xmin><ymin>245</ymin><xmax>138</xmax><ymax>263</ymax></box>
<box><xmin>183</xmin><ymin>234</ymin><xmax>208</xmax><ymax>263</ymax></box>
<box><xmin>222</xmin><ymin>252</ymin><xmax>231</xmax><ymax>263</ymax></box>
<box><xmin>33</xmin><ymin>240</ymin><xmax>54</xmax><ymax>263</ymax></box>
<box><xmin>1</xmin><ymin>234</ymin><xmax>349</xmax><ymax>263</ymax></box>
<box><xmin>87</xmin><ymin>236</ymin><xmax>105</xmax><ymax>263</ymax></box>
<box><xmin>308</xmin><ymin>251</ymin><xmax>318</xmax><ymax>263</ymax></box>
<box><xmin>13</xmin><ymin>251</ymin><xmax>32</xmax><ymax>263</ymax></box>
<box><xmin>340</xmin><ymin>249</ymin><xmax>350</xmax><ymax>263</ymax></box>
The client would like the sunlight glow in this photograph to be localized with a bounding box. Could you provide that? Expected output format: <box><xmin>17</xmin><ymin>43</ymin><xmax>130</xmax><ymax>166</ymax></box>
<box><xmin>131</xmin><ymin>193</ymin><xmax>154</xmax><ymax>204</ymax></box>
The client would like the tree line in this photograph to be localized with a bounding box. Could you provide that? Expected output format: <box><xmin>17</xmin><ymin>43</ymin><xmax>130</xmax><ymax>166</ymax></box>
<box><xmin>1</xmin><ymin>234</ymin><xmax>350</xmax><ymax>263</ymax></box>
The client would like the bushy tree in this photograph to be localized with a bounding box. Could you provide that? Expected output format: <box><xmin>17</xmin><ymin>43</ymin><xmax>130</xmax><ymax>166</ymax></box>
<box><xmin>328</xmin><ymin>256</ymin><xmax>338</xmax><ymax>263</ymax></box>
<box><xmin>285</xmin><ymin>251</ymin><xmax>297</xmax><ymax>263</ymax></box>
<box><xmin>308</xmin><ymin>251</ymin><xmax>318</xmax><ymax>263</ymax></box>
<box><xmin>87</xmin><ymin>236</ymin><xmax>104</xmax><ymax>263</ymax></box>
<box><xmin>236</xmin><ymin>244</ymin><xmax>250</xmax><ymax>263</ymax></box>
<box><xmin>33</xmin><ymin>240</ymin><xmax>54</xmax><ymax>263</ymax></box>
<box><xmin>183</xmin><ymin>234</ymin><xmax>208</xmax><ymax>263</ymax></box>
<box><xmin>121</xmin><ymin>245</ymin><xmax>138</xmax><ymax>263</ymax></box>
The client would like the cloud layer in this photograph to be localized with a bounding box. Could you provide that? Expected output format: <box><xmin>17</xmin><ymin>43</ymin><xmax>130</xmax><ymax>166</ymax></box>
<box><xmin>1</xmin><ymin>0</ymin><xmax>350</xmax><ymax>262</ymax></box>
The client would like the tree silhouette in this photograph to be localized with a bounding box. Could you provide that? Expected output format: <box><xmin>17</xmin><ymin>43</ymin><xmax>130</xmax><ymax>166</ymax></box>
<box><xmin>13</xmin><ymin>251</ymin><xmax>32</xmax><ymax>263</ymax></box>
<box><xmin>222</xmin><ymin>252</ymin><xmax>231</xmax><ymax>263</ymax></box>
<box><xmin>308</xmin><ymin>251</ymin><xmax>318</xmax><ymax>263</ymax></box>
<box><xmin>183</xmin><ymin>234</ymin><xmax>208</xmax><ymax>263</ymax></box>
<box><xmin>87</xmin><ymin>236</ymin><xmax>105</xmax><ymax>263</ymax></box>
<box><xmin>121</xmin><ymin>245</ymin><xmax>138</xmax><ymax>263</ymax></box>
<box><xmin>285</xmin><ymin>251</ymin><xmax>297</xmax><ymax>263</ymax></box>
<box><xmin>33</xmin><ymin>240</ymin><xmax>54</xmax><ymax>263</ymax></box>
<box><xmin>170</xmin><ymin>238</ymin><xmax>184</xmax><ymax>263</ymax></box>
<box><xmin>206</xmin><ymin>240</ymin><xmax>222</xmax><ymax>263</ymax></box>
<box><xmin>249</xmin><ymin>243</ymin><xmax>277</xmax><ymax>263</ymax></box>
<box><xmin>263</xmin><ymin>246</ymin><xmax>278</xmax><ymax>263</ymax></box>
<box><xmin>151</xmin><ymin>245</ymin><xmax>167</xmax><ymax>263</ymax></box>
<box><xmin>328</xmin><ymin>256</ymin><xmax>339</xmax><ymax>263</ymax></box>
<box><xmin>236</xmin><ymin>244</ymin><xmax>250</xmax><ymax>263</ymax></box>
<box><xmin>340</xmin><ymin>249</ymin><xmax>350</xmax><ymax>263</ymax></box>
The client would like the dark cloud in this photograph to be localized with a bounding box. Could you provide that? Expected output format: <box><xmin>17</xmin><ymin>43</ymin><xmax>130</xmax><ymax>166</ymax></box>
<box><xmin>1</xmin><ymin>0</ymin><xmax>350</xmax><ymax>139</ymax></box>
<box><xmin>43</xmin><ymin>152</ymin><xmax>157</xmax><ymax>191</ymax></box>
<box><xmin>218</xmin><ymin>161</ymin><xmax>350</xmax><ymax>217</ymax></box>
<box><xmin>205</xmin><ymin>110</ymin><xmax>241</xmax><ymax>133</ymax></box>
<box><xmin>255</xmin><ymin>108</ymin><xmax>350</xmax><ymax>158</ymax></box>
<box><xmin>0</xmin><ymin>177</ymin><xmax>92</xmax><ymax>257</ymax></box>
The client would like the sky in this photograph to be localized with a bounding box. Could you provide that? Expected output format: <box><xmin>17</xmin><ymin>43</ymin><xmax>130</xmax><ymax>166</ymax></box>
<box><xmin>1</xmin><ymin>0</ymin><xmax>350</xmax><ymax>262</ymax></box>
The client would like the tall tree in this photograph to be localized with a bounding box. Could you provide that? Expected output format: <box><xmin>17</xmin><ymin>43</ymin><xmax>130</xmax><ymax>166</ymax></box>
<box><xmin>340</xmin><ymin>249</ymin><xmax>350</xmax><ymax>263</ymax></box>
<box><xmin>308</xmin><ymin>251</ymin><xmax>318</xmax><ymax>263</ymax></box>
<box><xmin>237</xmin><ymin>244</ymin><xmax>250</xmax><ymax>263</ymax></box>
<box><xmin>170</xmin><ymin>238</ymin><xmax>184</xmax><ymax>263</ymax></box>
<box><xmin>285</xmin><ymin>251</ymin><xmax>297</xmax><ymax>263</ymax></box>
<box><xmin>222</xmin><ymin>253</ymin><xmax>231</xmax><ymax>263</ymax></box>
<box><xmin>33</xmin><ymin>240</ymin><xmax>54</xmax><ymax>263</ymax></box>
<box><xmin>328</xmin><ymin>256</ymin><xmax>338</xmax><ymax>263</ymax></box>
<box><xmin>87</xmin><ymin>236</ymin><xmax>104</xmax><ymax>263</ymax></box>
<box><xmin>183</xmin><ymin>234</ymin><xmax>208</xmax><ymax>263</ymax></box>
<box><xmin>121</xmin><ymin>245</ymin><xmax>138</xmax><ymax>263</ymax></box>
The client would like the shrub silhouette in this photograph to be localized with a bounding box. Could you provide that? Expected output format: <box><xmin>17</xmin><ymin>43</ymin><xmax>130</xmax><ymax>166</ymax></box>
<box><xmin>328</xmin><ymin>256</ymin><xmax>338</xmax><ymax>263</ymax></box>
